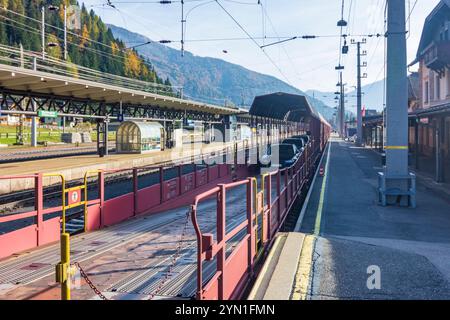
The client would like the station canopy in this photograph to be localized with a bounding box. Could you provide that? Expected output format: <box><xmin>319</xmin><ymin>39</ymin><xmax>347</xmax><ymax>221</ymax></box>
<box><xmin>0</xmin><ymin>63</ymin><xmax>242</xmax><ymax>116</ymax></box>
<box><xmin>116</xmin><ymin>121</ymin><xmax>163</xmax><ymax>154</ymax></box>
<box><xmin>249</xmin><ymin>92</ymin><xmax>320</xmax><ymax>122</ymax></box>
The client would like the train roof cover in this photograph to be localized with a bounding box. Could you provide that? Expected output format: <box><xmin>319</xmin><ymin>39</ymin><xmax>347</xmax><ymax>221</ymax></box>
<box><xmin>249</xmin><ymin>92</ymin><xmax>321</xmax><ymax>122</ymax></box>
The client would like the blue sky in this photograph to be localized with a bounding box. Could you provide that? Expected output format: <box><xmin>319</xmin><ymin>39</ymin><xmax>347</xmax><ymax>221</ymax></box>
<box><xmin>82</xmin><ymin>0</ymin><xmax>440</xmax><ymax>94</ymax></box>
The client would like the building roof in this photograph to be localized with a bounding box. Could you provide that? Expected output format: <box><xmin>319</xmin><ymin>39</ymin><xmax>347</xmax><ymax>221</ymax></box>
<box><xmin>249</xmin><ymin>92</ymin><xmax>320</xmax><ymax>122</ymax></box>
<box><xmin>363</xmin><ymin>114</ymin><xmax>384</xmax><ymax>126</ymax></box>
<box><xmin>408</xmin><ymin>72</ymin><xmax>420</xmax><ymax>101</ymax></box>
<box><xmin>413</xmin><ymin>102</ymin><xmax>450</xmax><ymax>117</ymax></box>
<box><xmin>415</xmin><ymin>0</ymin><xmax>450</xmax><ymax>61</ymax></box>
<box><xmin>117</xmin><ymin>120</ymin><xmax>163</xmax><ymax>138</ymax></box>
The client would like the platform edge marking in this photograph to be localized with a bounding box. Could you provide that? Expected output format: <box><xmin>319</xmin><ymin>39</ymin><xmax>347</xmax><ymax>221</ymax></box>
<box><xmin>291</xmin><ymin>234</ymin><xmax>315</xmax><ymax>300</ymax></box>
<box><xmin>314</xmin><ymin>141</ymin><xmax>332</xmax><ymax>236</ymax></box>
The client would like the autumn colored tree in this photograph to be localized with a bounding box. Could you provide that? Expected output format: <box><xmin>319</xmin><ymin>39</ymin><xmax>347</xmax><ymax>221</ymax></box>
<box><xmin>124</xmin><ymin>49</ymin><xmax>141</xmax><ymax>78</ymax></box>
<box><xmin>47</xmin><ymin>34</ymin><xmax>61</xmax><ymax>59</ymax></box>
<box><xmin>0</xmin><ymin>0</ymin><xmax>172</xmax><ymax>94</ymax></box>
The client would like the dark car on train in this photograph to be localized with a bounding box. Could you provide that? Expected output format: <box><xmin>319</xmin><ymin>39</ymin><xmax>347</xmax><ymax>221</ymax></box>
<box><xmin>282</xmin><ymin>138</ymin><xmax>305</xmax><ymax>152</ymax></box>
<box><xmin>261</xmin><ymin>143</ymin><xmax>301</xmax><ymax>169</ymax></box>
<box><xmin>292</xmin><ymin>134</ymin><xmax>310</xmax><ymax>145</ymax></box>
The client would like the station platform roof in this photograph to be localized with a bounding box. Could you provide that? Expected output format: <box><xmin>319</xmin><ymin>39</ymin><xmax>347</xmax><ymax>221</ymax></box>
<box><xmin>0</xmin><ymin>63</ymin><xmax>243</xmax><ymax>116</ymax></box>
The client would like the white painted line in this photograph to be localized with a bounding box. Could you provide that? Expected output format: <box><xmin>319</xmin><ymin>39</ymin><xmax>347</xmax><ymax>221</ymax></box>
<box><xmin>293</xmin><ymin>140</ymin><xmax>331</xmax><ymax>232</ymax></box>
<box><xmin>313</xmin><ymin>141</ymin><xmax>332</xmax><ymax>236</ymax></box>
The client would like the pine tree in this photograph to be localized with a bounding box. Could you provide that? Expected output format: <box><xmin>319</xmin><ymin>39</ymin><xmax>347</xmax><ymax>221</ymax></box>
<box><xmin>0</xmin><ymin>0</ymin><xmax>172</xmax><ymax>92</ymax></box>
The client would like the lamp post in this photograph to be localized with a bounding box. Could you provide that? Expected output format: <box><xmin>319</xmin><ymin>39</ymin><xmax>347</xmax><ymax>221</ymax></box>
<box><xmin>41</xmin><ymin>4</ymin><xmax>67</xmax><ymax>61</ymax></box>
<box><xmin>336</xmin><ymin>75</ymin><xmax>347</xmax><ymax>138</ymax></box>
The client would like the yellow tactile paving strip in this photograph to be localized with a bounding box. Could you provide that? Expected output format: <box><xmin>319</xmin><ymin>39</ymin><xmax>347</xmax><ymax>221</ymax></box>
<box><xmin>291</xmin><ymin>234</ymin><xmax>316</xmax><ymax>300</ymax></box>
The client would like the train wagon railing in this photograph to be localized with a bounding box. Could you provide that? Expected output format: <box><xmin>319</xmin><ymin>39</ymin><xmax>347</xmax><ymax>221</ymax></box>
<box><xmin>0</xmin><ymin>173</ymin><xmax>67</xmax><ymax>259</ymax></box>
<box><xmin>0</xmin><ymin>142</ymin><xmax>256</xmax><ymax>260</ymax></box>
<box><xmin>191</xmin><ymin>179</ymin><xmax>256</xmax><ymax>300</ymax></box>
<box><xmin>82</xmin><ymin>159</ymin><xmax>233</xmax><ymax>233</ymax></box>
<box><xmin>0</xmin><ymin>132</ymin><xmax>306</xmax><ymax>261</ymax></box>
<box><xmin>190</xmin><ymin>140</ymin><xmax>323</xmax><ymax>300</ymax></box>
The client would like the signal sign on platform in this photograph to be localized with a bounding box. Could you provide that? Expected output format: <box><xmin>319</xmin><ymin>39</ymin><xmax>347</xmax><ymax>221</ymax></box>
<box><xmin>38</xmin><ymin>110</ymin><xmax>58</xmax><ymax>118</ymax></box>
<box><xmin>65</xmin><ymin>186</ymin><xmax>85</xmax><ymax>208</ymax></box>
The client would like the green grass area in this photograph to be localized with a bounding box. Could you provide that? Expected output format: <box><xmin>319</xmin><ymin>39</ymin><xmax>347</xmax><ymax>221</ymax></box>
<box><xmin>0</xmin><ymin>125</ymin><xmax>115</xmax><ymax>146</ymax></box>
<box><xmin>90</xmin><ymin>132</ymin><xmax>116</xmax><ymax>142</ymax></box>
<box><xmin>0</xmin><ymin>137</ymin><xmax>16</xmax><ymax>145</ymax></box>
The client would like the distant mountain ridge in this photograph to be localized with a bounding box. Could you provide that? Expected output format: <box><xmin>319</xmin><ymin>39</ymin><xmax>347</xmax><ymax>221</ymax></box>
<box><xmin>306</xmin><ymin>79</ymin><xmax>385</xmax><ymax>114</ymax></box>
<box><xmin>108</xmin><ymin>24</ymin><xmax>335</xmax><ymax>121</ymax></box>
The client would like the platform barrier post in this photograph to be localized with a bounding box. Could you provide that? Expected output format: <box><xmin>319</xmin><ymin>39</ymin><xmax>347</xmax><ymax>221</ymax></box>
<box><xmin>133</xmin><ymin>168</ymin><xmax>138</xmax><ymax>216</ymax></box>
<box><xmin>246</xmin><ymin>178</ymin><xmax>255</xmax><ymax>276</ymax></box>
<box><xmin>267</xmin><ymin>175</ymin><xmax>272</xmax><ymax>240</ymax></box>
<box><xmin>276</xmin><ymin>171</ymin><xmax>281</xmax><ymax>223</ymax></box>
<box><xmin>35</xmin><ymin>173</ymin><xmax>43</xmax><ymax>246</ymax></box>
<box><xmin>217</xmin><ymin>184</ymin><xmax>226</xmax><ymax>300</ymax></box>
<box><xmin>178</xmin><ymin>165</ymin><xmax>182</xmax><ymax>195</ymax></box>
<box><xmin>98</xmin><ymin>171</ymin><xmax>105</xmax><ymax>227</ymax></box>
<box><xmin>55</xmin><ymin>232</ymin><xmax>72</xmax><ymax>300</ymax></box>
<box><xmin>290</xmin><ymin>167</ymin><xmax>294</xmax><ymax>194</ymax></box>
<box><xmin>159</xmin><ymin>167</ymin><xmax>164</xmax><ymax>203</ymax></box>
<box><xmin>194</xmin><ymin>164</ymin><xmax>197</xmax><ymax>188</ymax></box>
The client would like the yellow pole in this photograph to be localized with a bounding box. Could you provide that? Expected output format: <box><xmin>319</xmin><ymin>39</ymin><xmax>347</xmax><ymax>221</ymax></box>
<box><xmin>61</xmin><ymin>232</ymin><xmax>71</xmax><ymax>300</ymax></box>
<box><xmin>44</xmin><ymin>173</ymin><xmax>71</xmax><ymax>300</ymax></box>
<box><xmin>62</xmin><ymin>179</ymin><xmax>66</xmax><ymax>234</ymax></box>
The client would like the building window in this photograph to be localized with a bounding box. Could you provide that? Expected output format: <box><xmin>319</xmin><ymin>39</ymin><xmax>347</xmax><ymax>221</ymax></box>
<box><xmin>436</xmin><ymin>75</ymin><xmax>441</xmax><ymax>100</ymax></box>
<box><xmin>431</xmin><ymin>76</ymin><xmax>435</xmax><ymax>101</ymax></box>
<box><xmin>447</xmin><ymin>69</ymin><xmax>450</xmax><ymax>97</ymax></box>
<box><xmin>425</xmin><ymin>81</ymin><xmax>429</xmax><ymax>103</ymax></box>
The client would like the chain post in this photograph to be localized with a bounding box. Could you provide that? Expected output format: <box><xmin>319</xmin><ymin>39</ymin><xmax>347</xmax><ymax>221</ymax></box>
<box><xmin>74</xmin><ymin>262</ymin><xmax>108</xmax><ymax>300</ymax></box>
<box><xmin>55</xmin><ymin>232</ymin><xmax>73</xmax><ymax>300</ymax></box>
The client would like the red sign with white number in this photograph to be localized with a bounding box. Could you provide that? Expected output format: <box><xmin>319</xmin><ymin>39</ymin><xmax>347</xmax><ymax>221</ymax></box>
<box><xmin>68</xmin><ymin>189</ymin><xmax>82</xmax><ymax>206</ymax></box>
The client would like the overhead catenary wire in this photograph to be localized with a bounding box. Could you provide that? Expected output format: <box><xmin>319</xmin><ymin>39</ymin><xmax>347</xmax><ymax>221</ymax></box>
<box><xmin>2</xmin><ymin>0</ymin><xmax>401</xmax><ymax>103</ymax></box>
<box><xmin>0</xmin><ymin>14</ymin><xmax>181</xmax><ymax>92</ymax></box>
<box><xmin>0</xmin><ymin>14</ymin><xmax>128</xmax><ymax>65</ymax></box>
<box><xmin>406</xmin><ymin>0</ymin><xmax>419</xmax><ymax>40</ymax></box>
<box><xmin>0</xmin><ymin>6</ymin><xmax>131</xmax><ymax>55</ymax></box>
<box><xmin>406</xmin><ymin>0</ymin><xmax>419</xmax><ymax>23</ymax></box>
<box><xmin>213</xmin><ymin>0</ymin><xmax>294</xmax><ymax>86</ymax></box>
<box><xmin>0</xmin><ymin>6</ymin><xmax>175</xmax><ymax>67</ymax></box>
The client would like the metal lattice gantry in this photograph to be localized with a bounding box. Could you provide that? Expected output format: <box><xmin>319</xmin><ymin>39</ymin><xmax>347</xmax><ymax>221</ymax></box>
<box><xmin>0</xmin><ymin>44</ymin><xmax>244</xmax><ymax>122</ymax></box>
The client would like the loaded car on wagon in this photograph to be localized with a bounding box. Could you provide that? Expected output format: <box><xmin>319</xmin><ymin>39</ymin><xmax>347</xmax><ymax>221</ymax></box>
<box><xmin>260</xmin><ymin>143</ymin><xmax>301</xmax><ymax>169</ymax></box>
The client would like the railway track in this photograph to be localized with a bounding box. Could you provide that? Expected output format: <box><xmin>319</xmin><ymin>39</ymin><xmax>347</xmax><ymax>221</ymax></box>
<box><xmin>0</xmin><ymin>145</ymin><xmax>116</xmax><ymax>164</ymax></box>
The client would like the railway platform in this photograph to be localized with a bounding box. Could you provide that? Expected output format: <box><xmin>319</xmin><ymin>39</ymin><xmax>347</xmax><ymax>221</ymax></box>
<box><xmin>0</xmin><ymin>142</ymin><xmax>115</xmax><ymax>164</ymax></box>
<box><xmin>250</xmin><ymin>137</ymin><xmax>450</xmax><ymax>300</ymax></box>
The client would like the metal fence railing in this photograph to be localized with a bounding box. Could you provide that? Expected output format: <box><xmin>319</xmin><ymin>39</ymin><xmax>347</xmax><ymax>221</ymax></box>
<box><xmin>0</xmin><ymin>43</ymin><xmax>182</xmax><ymax>97</ymax></box>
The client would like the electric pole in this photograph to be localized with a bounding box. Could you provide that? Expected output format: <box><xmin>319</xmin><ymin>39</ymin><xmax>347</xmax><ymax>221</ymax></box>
<box><xmin>339</xmin><ymin>72</ymin><xmax>345</xmax><ymax>138</ymax></box>
<box><xmin>181</xmin><ymin>0</ymin><xmax>185</xmax><ymax>57</ymax></box>
<box><xmin>31</xmin><ymin>57</ymin><xmax>38</xmax><ymax>147</ymax></box>
<box><xmin>379</xmin><ymin>0</ymin><xmax>414</xmax><ymax>207</ymax></box>
<box><xmin>64</xmin><ymin>5</ymin><xmax>67</xmax><ymax>60</ymax></box>
<box><xmin>356</xmin><ymin>41</ymin><xmax>364</xmax><ymax>146</ymax></box>
<box><xmin>385</xmin><ymin>0</ymin><xmax>408</xmax><ymax>177</ymax></box>
<box><xmin>41</xmin><ymin>6</ymin><xmax>45</xmax><ymax>60</ymax></box>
